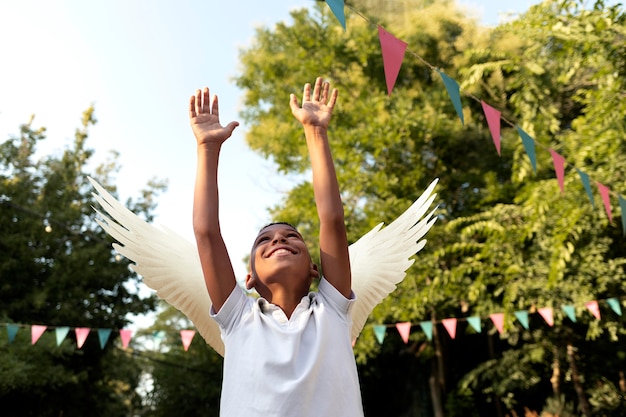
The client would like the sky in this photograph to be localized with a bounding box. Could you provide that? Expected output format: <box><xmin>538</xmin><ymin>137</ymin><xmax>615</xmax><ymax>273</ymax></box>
<box><xmin>0</xmin><ymin>0</ymin><xmax>539</xmax><ymax>326</ymax></box>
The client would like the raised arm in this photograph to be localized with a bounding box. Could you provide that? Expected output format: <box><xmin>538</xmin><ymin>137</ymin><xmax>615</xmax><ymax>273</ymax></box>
<box><xmin>289</xmin><ymin>77</ymin><xmax>351</xmax><ymax>298</ymax></box>
<box><xmin>189</xmin><ymin>87</ymin><xmax>240</xmax><ymax>312</ymax></box>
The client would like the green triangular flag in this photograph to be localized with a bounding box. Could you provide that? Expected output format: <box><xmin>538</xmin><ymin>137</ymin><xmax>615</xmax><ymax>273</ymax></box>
<box><xmin>619</xmin><ymin>195</ymin><xmax>626</xmax><ymax>237</ymax></box>
<box><xmin>98</xmin><ymin>329</ymin><xmax>112</xmax><ymax>349</ymax></box>
<box><xmin>325</xmin><ymin>0</ymin><xmax>346</xmax><ymax>31</ymax></box>
<box><xmin>438</xmin><ymin>71</ymin><xmax>464</xmax><ymax>125</ymax></box>
<box><xmin>577</xmin><ymin>169</ymin><xmax>595</xmax><ymax>208</ymax></box>
<box><xmin>7</xmin><ymin>324</ymin><xmax>19</xmax><ymax>343</ymax></box>
<box><xmin>419</xmin><ymin>321</ymin><xmax>433</xmax><ymax>341</ymax></box>
<box><xmin>514</xmin><ymin>310</ymin><xmax>530</xmax><ymax>329</ymax></box>
<box><xmin>467</xmin><ymin>316</ymin><xmax>482</xmax><ymax>333</ymax></box>
<box><xmin>606</xmin><ymin>298</ymin><xmax>622</xmax><ymax>316</ymax></box>
<box><xmin>373</xmin><ymin>325</ymin><xmax>387</xmax><ymax>345</ymax></box>
<box><xmin>516</xmin><ymin>126</ymin><xmax>537</xmax><ymax>174</ymax></box>
<box><xmin>55</xmin><ymin>326</ymin><xmax>70</xmax><ymax>346</ymax></box>
<box><xmin>562</xmin><ymin>305</ymin><xmax>577</xmax><ymax>322</ymax></box>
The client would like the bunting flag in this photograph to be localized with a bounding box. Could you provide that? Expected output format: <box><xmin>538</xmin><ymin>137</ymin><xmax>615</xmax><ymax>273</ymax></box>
<box><xmin>180</xmin><ymin>330</ymin><xmax>196</xmax><ymax>352</ymax></box>
<box><xmin>606</xmin><ymin>298</ymin><xmax>622</xmax><ymax>316</ymax></box>
<box><xmin>490</xmin><ymin>313</ymin><xmax>505</xmax><ymax>334</ymax></box>
<box><xmin>438</xmin><ymin>71</ymin><xmax>464</xmax><ymax>125</ymax></box>
<box><xmin>481</xmin><ymin>101</ymin><xmax>502</xmax><ymax>155</ymax></box>
<box><xmin>538</xmin><ymin>307</ymin><xmax>554</xmax><ymax>327</ymax></box>
<box><xmin>549</xmin><ymin>150</ymin><xmax>566</xmax><ymax>194</ymax></box>
<box><xmin>441</xmin><ymin>318</ymin><xmax>457</xmax><ymax>339</ymax></box>
<box><xmin>514</xmin><ymin>310</ymin><xmax>530</xmax><ymax>330</ymax></box>
<box><xmin>562</xmin><ymin>304</ymin><xmax>577</xmax><ymax>322</ymax></box>
<box><xmin>597</xmin><ymin>182</ymin><xmax>613</xmax><ymax>223</ymax></box>
<box><xmin>7</xmin><ymin>324</ymin><xmax>19</xmax><ymax>343</ymax></box>
<box><xmin>75</xmin><ymin>328</ymin><xmax>90</xmax><ymax>349</ymax></box>
<box><xmin>467</xmin><ymin>316</ymin><xmax>482</xmax><ymax>333</ymax></box>
<box><xmin>120</xmin><ymin>329</ymin><xmax>133</xmax><ymax>349</ymax></box>
<box><xmin>419</xmin><ymin>321</ymin><xmax>433</xmax><ymax>341</ymax></box>
<box><xmin>576</xmin><ymin>169</ymin><xmax>595</xmax><ymax>207</ymax></box>
<box><xmin>586</xmin><ymin>300</ymin><xmax>601</xmax><ymax>320</ymax></box>
<box><xmin>98</xmin><ymin>328</ymin><xmax>112</xmax><ymax>349</ymax></box>
<box><xmin>324</xmin><ymin>0</ymin><xmax>346</xmax><ymax>30</ymax></box>
<box><xmin>31</xmin><ymin>325</ymin><xmax>47</xmax><ymax>345</ymax></box>
<box><xmin>378</xmin><ymin>26</ymin><xmax>407</xmax><ymax>96</ymax></box>
<box><xmin>516</xmin><ymin>127</ymin><xmax>537</xmax><ymax>174</ymax></box>
<box><xmin>395</xmin><ymin>322</ymin><xmax>411</xmax><ymax>343</ymax></box>
<box><xmin>56</xmin><ymin>327</ymin><xmax>70</xmax><ymax>346</ymax></box>
<box><xmin>620</xmin><ymin>196</ymin><xmax>626</xmax><ymax>236</ymax></box>
<box><xmin>373</xmin><ymin>325</ymin><xmax>387</xmax><ymax>345</ymax></box>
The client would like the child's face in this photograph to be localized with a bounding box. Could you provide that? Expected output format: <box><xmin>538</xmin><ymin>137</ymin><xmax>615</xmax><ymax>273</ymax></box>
<box><xmin>246</xmin><ymin>224</ymin><xmax>318</xmax><ymax>294</ymax></box>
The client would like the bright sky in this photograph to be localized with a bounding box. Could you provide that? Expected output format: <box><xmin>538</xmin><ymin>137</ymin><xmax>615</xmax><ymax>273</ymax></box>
<box><xmin>0</xmin><ymin>0</ymin><xmax>538</xmax><ymax>323</ymax></box>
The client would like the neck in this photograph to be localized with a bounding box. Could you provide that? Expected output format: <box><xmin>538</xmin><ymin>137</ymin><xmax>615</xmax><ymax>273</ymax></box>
<box><xmin>257</xmin><ymin>285</ymin><xmax>308</xmax><ymax>319</ymax></box>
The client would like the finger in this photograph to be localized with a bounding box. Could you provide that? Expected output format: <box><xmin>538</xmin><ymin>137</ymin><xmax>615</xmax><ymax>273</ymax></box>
<box><xmin>327</xmin><ymin>88</ymin><xmax>338</xmax><ymax>110</ymax></box>
<box><xmin>195</xmin><ymin>89</ymin><xmax>203</xmax><ymax>114</ymax></box>
<box><xmin>211</xmin><ymin>94</ymin><xmax>219</xmax><ymax>117</ymax></box>
<box><xmin>189</xmin><ymin>94</ymin><xmax>197</xmax><ymax>119</ymax></box>
<box><xmin>321</xmin><ymin>81</ymin><xmax>329</xmax><ymax>104</ymax></box>
<box><xmin>289</xmin><ymin>93</ymin><xmax>300</xmax><ymax>112</ymax></box>
<box><xmin>303</xmin><ymin>83</ymin><xmax>311</xmax><ymax>102</ymax></box>
<box><xmin>202</xmin><ymin>87</ymin><xmax>210</xmax><ymax>113</ymax></box>
<box><xmin>312</xmin><ymin>77</ymin><xmax>322</xmax><ymax>101</ymax></box>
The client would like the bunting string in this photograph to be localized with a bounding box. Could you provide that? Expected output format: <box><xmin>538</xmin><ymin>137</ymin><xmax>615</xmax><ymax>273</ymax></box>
<box><xmin>326</xmin><ymin>1</ymin><xmax>626</xmax><ymax>233</ymax></box>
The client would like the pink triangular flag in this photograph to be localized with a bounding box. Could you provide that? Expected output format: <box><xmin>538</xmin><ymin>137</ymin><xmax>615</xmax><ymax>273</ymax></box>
<box><xmin>180</xmin><ymin>330</ymin><xmax>196</xmax><ymax>351</ymax></box>
<box><xmin>597</xmin><ymin>182</ymin><xmax>613</xmax><ymax>222</ymax></box>
<box><xmin>490</xmin><ymin>313</ymin><xmax>505</xmax><ymax>334</ymax></box>
<box><xmin>481</xmin><ymin>101</ymin><xmax>501</xmax><ymax>155</ymax></box>
<box><xmin>31</xmin><ymin>325</ymin><xmax>47</xmax><ymax>345</ymax></box>
<box><xmin>441</xmin><ymin>318</ymin><xmax>457</xmax><ymax>339</ymax></box>
<box><xmin>549</xmin><ymin>149</ymin><xmax>566</xmax><ymax>194</ymax></box>
<box><xmin>537</xmin><ymin>307</ymin><xmax>554</xmax><ymax>326</ymax></box>
<box><xmin>119</xmin><ymin>329</ymin><xmax>133</xmax><ymax>349</ymax></box>
<box><xmin>378</xmin><ymin>25</ymin><xmax>407</xmax><ymax>96</ymax></box>
<box><xmin>395</xmin><ymin>322</ymin><xmax>411</xmax><ymax>344</ymax></box>
<box><xmin>75</xmin><ymin>327</ymin><xmax>90</xmax><ymax>349</ymax></box>
<box><xmin>585</xmin><ymin>300</ymin><xmax>601</xmax><ymax>320</ymax></box>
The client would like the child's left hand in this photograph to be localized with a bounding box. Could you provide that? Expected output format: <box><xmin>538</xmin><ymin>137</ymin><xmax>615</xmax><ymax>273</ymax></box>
<box><xmin>290</xmin><ymin>77</ymin><xmax>338</xmax><ymax>129</ymax></box>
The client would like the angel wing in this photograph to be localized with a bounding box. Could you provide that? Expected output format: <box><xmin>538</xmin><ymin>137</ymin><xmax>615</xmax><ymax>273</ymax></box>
<box><xmin>88</xmin><ymin>177</ymin><xmax>225</xmax><ymax>356</ymax></box>
<box><xmin>349</xmin><ymin>179</ymin><xmax>438</xmax><ymax>341</ymax></box>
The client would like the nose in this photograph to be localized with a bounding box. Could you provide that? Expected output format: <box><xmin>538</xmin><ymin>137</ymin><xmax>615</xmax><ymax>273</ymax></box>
<box><xmin>271</xmin><ymin>232</ymin><xmax>288</xmax><ymax>244</ymax></box>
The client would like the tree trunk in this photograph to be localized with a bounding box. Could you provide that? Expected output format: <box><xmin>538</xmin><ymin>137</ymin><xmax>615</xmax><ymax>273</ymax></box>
<box><xmin>566</xmin><ymin>343</ymin><xmax>592</xmax><ymax>417</ymax></box>
<box><xmin>430</xmin><ymin>312</ymin><xmax>445</xmax><ymax>417</ymax></box>
<box><xmin>550</xmin><ymin>346</ymin><xmax>561</xmax><ymax>396</ymax></box>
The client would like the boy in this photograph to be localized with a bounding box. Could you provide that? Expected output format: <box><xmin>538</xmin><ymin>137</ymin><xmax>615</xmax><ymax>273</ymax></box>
<box><xmin>189</xmin><ymin>77</ymin><xmax>364</xmax><ymax>416</ymax></box>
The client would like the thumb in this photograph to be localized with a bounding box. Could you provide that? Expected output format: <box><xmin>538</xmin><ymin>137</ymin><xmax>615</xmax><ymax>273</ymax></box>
<box><xmin>225</xmin><ymin>121</ymin><xmax>240</xmax><ymax>135</ymax></box>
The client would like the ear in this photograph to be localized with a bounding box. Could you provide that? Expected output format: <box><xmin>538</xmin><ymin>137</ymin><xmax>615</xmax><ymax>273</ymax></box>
<box><xmin>245</xmin><ymin>272</ymin><xmax>256</xmax><ymax>290</ymax></box>
<box><xmin>310</xmin><ymin>263</ymin><xmax>320</xmax><ymax>279</ymax></box>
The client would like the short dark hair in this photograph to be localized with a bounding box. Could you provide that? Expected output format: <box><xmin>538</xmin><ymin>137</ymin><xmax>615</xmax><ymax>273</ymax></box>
<box><xmin>257</xmin><ymin>221</ymin><xmax>298</xmax><ymax>234</ymax></box>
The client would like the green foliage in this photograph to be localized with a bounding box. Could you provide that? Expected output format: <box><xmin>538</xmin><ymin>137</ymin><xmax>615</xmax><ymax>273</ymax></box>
<box><xmin>0</xmin><ymin>110</ymin><xmax>162</xmax><ymax>415</ymax></box>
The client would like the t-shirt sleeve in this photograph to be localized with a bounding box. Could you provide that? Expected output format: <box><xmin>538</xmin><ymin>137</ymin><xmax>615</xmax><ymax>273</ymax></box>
<box><xmin>318</xmin><ymin>277</ymin><xmax>356</xmax><ymax>316</ymax></box>
<box><xmin>210</xmin><ymin>284</ymin><xmax>248</xmax><ymax>335</ymax></box>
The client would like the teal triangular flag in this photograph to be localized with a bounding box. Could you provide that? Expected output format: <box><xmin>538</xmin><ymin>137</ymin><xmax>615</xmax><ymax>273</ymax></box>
<box><xmin>438</xmin><ymin>71</ymin><xmax>464</xmax><ymax>125</ymax></box>
<box><xmin>325</xmin><ymin>0</ymin><xmax>346</xmax><ymax>31</ymax></box>
<box><xmin>467</xmin><ymin>316</ymin><xmax>482</xmax><ymax>333</ymax></box>
<box><xmin>516</xmin><ymin>126</ymin><xmax>537</xmax><ymax>174</ymax></box>
<box><xmin>419</xmin><ymin>321</ymin><xmax>433</xmax><ymax>341</ymax></box>
<box><xmin>373</xmin><ymin>325</ymin><xmax>387</xmax><ymax>345</ymax></box>
<box><xmin>606</xmin><ymin>298</ymin><xmax>622</xmax><ymax>316</ymax></box>
<box><xmin>7</xmin><ymin>324</ymin><xmax>19</xmax><ymax>343</ymax></box>
<box><xmin>562</xmin><ymin>305</ymin><xmax>577</xmax><ymax>322</ymax></box>
<box><xmin>55</xmin><ymin>326</ymin><xmax>70</xmax><ymax>346</ymax></box>
<box><xmin>577</xmin><ymin>169</ymin><xmax>595</xmax><ymax>208</ymax></box>
<box><xmin>619</xmin><ymin>195</ymin><xmax>626</xmax><ymax>236</ymax></box>
<box><xmin>98</xmin><ymin>329</ymin><xmax>112</xmax><ymax>349</ymax></box>
<box><xmin>514</xmin><ymin>310</ymin><xmax>530</xmax><ymax>329</ymax></box>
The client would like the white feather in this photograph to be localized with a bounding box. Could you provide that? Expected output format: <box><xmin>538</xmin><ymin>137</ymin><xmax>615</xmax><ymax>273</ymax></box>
<box><xmin>89</xmin><ymin>176</ymin><xmax>438</xmax><ymax>354</ymax></box>
<box><xmin>88</xmin><ymin>177</ymin><xmax>225</xmax><ymax>356</ymax></box>
<box><xmin>349</xmin><ymin>179</ymin><xmax>439</xmax><ymax>341</ymax></box>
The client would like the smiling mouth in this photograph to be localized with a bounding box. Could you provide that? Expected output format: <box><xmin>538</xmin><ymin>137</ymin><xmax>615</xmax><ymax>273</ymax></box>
<box><xmin>268</xmin><ymin>248</ymin><xmax>295</xmax><ymax>258</ymax></box>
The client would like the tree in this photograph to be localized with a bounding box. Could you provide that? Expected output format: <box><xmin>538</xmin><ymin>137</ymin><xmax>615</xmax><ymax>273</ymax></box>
<box><xmin>234</xmin><ymin>0</ymin><xmax>626</xmax><ymax>416</ymax></box>
<box><xmin>0</xmin><ymin>109</ymin><xmax>163</xmax><ymax>416</ymax></box>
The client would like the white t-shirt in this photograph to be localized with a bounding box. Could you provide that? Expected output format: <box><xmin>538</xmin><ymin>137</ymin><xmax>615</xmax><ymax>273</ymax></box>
<box><xmin>211</xmin><ymin>278</ymin><xmax>364</xmax><ymax>417</ymax></box>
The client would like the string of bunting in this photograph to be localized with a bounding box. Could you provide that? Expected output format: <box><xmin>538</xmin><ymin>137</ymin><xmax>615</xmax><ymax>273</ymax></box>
<box><xmin>323</xmin><ymin>0</ymin><xmax>626</xmax><ymax>234</ymax></box>
<box><xmin>1</xmin><ymin>323</ymin><xmax>198</xmax><ymax>352</ymax></box>
<box><xmin>369</xmin><ymin>296</ymin><xmax>624</xmax><ymax>345</ymax></box>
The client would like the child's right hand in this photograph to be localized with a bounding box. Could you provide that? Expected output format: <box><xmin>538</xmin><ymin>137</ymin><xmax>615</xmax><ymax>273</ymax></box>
<box><xmin>189</xmin><ymin>87</ymin><xmax>239</xmax><ymax>147</ymax></box>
